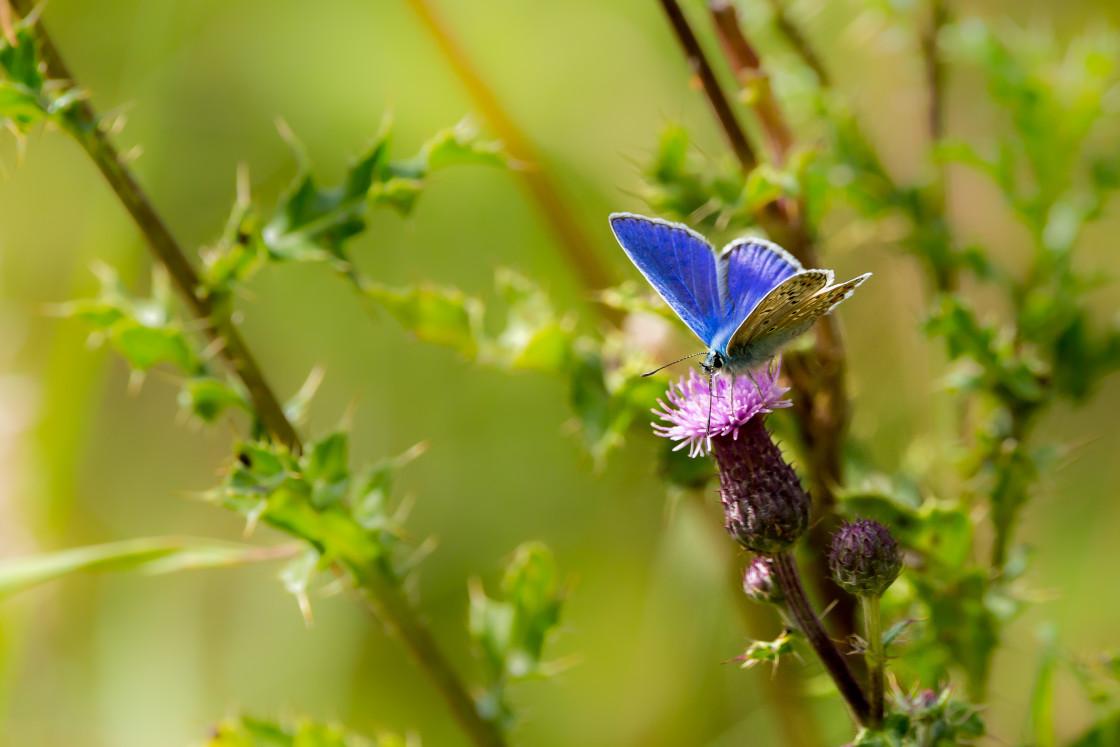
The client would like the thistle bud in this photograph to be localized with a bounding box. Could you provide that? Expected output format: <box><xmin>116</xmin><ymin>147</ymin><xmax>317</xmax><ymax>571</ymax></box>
<box><xmin>829</xmin><ymin>519</ymin><xmax>902</xmax><ymax>597</ymax></box>
<box><xmin>714</xmin><ymin>417</ymin><xmax>810</xmax><ymax>554</ymax></box>
<box><xmin>742</xmin><ymin>555</ymin><xmax>784</xmax><ymax>605</ymax></box>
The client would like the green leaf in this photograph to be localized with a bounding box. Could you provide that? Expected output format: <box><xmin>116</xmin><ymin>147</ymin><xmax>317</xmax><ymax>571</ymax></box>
<box><xmin>0</xmin><ymin>24</ymin><xmax>44</xmax><ymax>91</ymax></box>
<box><xmin>420</xmin><ymin>119</ymin><xmax>506</xmax><ymax>171</ymax></box>
<box><xmin>203</xmin><ymin>713</ymin><xmax>404</xmax><ymax>747</ymax></box>
<box><xmin>736</xmin><ymin>630</ymin><xmax>797</xmax><ymax>671</ymax></box>
<box><xmin>0</xmin><ymin>537</ymin><xmax>277</xmax><ymax>599</ymax></box>
<box><xmin>111</xmin><ymin>321</ymin><xmax>198</xmax><ymax>371</ymax></box>
<box><xmin>263</xmin><ymin>130</ymin><xmax>388</xmax><ymax>264</ymax></box>
<box><xmin>741</xmin><ymin>164</ymin><xmax>797</xmax><ymax>211</ymax></box>
<box><xmin>366</xmin><ymin>282</ymin><xmax>480</xmax><ymax>358</ymax></box>
<box><xmin>469</xmin><ymin>542</ymin><xmax>565</xmax><ymax>728</ymax></box>
<box><xmin>1029</xmin><ymin>625</ymin><xmax>1060</xmax><ymax>747</ymax></box>
<box><xmin>1070</xmin><ymin>711</ymin><xmax>1120</xmax><ymax>747</ymax></box>
<box><xmin>179</xmin><ymin>377</ymin><xmax>249</xmax><ymax>422</ymax></box>
<box><xmin>0</xmin><ymin>80</ymin><xmax>45</xmax><ymax>127</ymax></box>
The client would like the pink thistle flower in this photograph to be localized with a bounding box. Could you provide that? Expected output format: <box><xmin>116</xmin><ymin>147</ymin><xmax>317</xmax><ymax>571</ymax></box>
<box><xmin>652</xmin><ymin>361</ymin><xmax>792</xmax><ymax>457</ymax></box>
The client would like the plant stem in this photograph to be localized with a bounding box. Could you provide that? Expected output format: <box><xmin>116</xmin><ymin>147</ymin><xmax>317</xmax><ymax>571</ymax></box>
<box><xmin>402</xmin><ymin>0</ymin><xmax>619</xmax><ymax>308</ymax></box>
<box><xmin>691</xmin><ymin>492</ymin><xmax>820</xmax><ymax>747</ymax></box>
<box><xmin>11</xmin><ymin>0</ymin><xmax>300</xmax><ymax>452</ymax></box>
<box><xmin>669</xmin><ymin>0</ymin><xmax>860</xmax><ymax>652</ymax></box>
<box><xmin>709</xmin><ymin>1</ymin><xmax>793</xmax><ymax>163</ymax></box>
<box><xmin>351</xmin><ymin>564</ymin><xmax>508</xmax><ymax>747</ymax></box>
<box><xmin>14</xmin><ymin>6</ymin><xmax>508</xmax><ymax>745</ymax></box>
<box><xmin>860</xmin><ymin>594</ymin><xmax>886</xmax><ymax>727</ymax></box>
<box><xmin>762</xmin><ymin>0</ymin><xmax>830</xmax><ymax>87</ymax></box>
<box><xmin>771</xmin><ymin>551</ymin><xmax>870</xmax><ymax>727</ymax></box>
<box><xmin>656</xmin><ymin>0</ymin><xmax>758</xmax><ymax>173</ymax></box>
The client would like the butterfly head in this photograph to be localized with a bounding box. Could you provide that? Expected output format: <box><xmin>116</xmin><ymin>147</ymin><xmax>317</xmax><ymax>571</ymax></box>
<box><xmin>701</xmin><ymin>350</ymin><xmax>724</xmax><ymax>375</ymax></box>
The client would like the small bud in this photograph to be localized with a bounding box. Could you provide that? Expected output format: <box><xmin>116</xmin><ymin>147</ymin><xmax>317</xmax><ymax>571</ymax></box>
<box><xmin>829</xmin><ymin>519</ymin><xmax>902</xmax><ymax>597</ymax></box>
<box><xmin>743</xmin><ymin>556</ymin><xmax>784</xmax><ymax>605</ymax></box>
<box><xmin>713</xmin><ymin>417</ymin><xmax>811</xmax><ymax>554</ymax></box>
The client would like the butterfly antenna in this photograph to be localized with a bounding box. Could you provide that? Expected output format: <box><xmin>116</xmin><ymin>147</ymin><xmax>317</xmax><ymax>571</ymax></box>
<box><xmin>706</xmin><ymin>370</ymin><xmax>715</xmax><ymax>448</ymax></box>
<box><xmin>640</xmin><ymin>351</ymin><xmax>707</xmax><ymax>377</ymax></box>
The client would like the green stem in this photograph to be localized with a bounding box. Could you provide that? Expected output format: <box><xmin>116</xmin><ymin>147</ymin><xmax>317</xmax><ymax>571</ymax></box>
<box><xmin>860</xmin><ymin>594</ymin><xmax>886</xmax><ymax>728</ymax></box>
<box><xmin>12</xmin><ymin>0</ymin><xmax>300</xmax><ymax>452</ymax></box>
<box><xmin>14</xmin><ymin>6</ymin><xmax>508</xmax><ymax>745</ymax></box>
<box><xmin>771</xmin><ymin>551</ymin><xmax>870</xmax><ymax>726</ymax></box>
<box><xmin>350</xmin><ymin>563</ymin><xmax>508</xmax><ymax>747</ymax></box>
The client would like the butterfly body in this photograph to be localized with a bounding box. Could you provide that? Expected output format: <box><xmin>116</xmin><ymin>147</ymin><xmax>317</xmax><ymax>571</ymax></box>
<box><xmin>609</xmin><ymin>213</ymin><xmax>870</xmax><ymax>378</ymax></box>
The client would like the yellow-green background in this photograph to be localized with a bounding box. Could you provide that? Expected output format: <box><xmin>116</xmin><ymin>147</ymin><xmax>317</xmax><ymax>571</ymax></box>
<box><xmin>1</xmin><ymin>0</ymin><xmax>1118</xmax><ymax>744</ymax></box>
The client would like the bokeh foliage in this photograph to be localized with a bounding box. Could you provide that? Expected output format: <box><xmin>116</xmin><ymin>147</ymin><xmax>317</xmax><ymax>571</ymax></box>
<box><xmin>2</xmin><ymin>1</ymin><xmax>1120</xmax><ymax>746</ymax></box>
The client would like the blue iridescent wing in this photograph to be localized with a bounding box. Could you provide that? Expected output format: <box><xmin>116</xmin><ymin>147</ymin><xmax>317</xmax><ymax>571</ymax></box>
<box><xmin>717</xmin><ymin>238</ymin><xmax>803</xmax><ymax>323</ymax></box>
<box><xmin>609</xmin><ymin>213</ymin><xmax>723</xmax><ymax>343</ymax></box>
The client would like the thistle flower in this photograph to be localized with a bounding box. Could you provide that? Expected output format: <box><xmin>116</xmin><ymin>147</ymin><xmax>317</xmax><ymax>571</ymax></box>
<box><xmin>829</xmin><ymin>519</ymin><xmax>902</xmax><ymax>597</ymax></box>
<box><xmin>652</xmin><ymin>364</ymin><xmax>791</xmax><ymax>458</ymax></box>
<box><xmin>652</xmin><ymin>362</ymin><xmax>807</xmax><ymax>554</ymax></box>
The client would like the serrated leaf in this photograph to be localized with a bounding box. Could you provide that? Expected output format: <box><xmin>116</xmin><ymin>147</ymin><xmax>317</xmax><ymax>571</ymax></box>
<box><xmin>0</xmin><ymin>25</ymin><xmax>43</xmax><ymax>91</ymax></box>
<box><xmin>263</xmin><ymin>132</ymin><xmax>388</xmax><ymax>263</ymax></box>
<box><xmin>366</xmin><ymin>282</ymin><xmax>480</xmax><ymax>358</ymax></box>
<box><xmin>179</xmin><ymin>376</ymin><xmax>249</xmax><ymax>422</ymax></box>
<box><xmin>0</xmin><ymin>80</ymin><xmax>45</xmax><ymax>127</ymax></box>
<box><xmin>111</xmin><ymin>321</ymin><xmax>198</xmax><ymax>371</ymax></box>
<box><xmin>421</xmin><ymin>119</ymin><xmax>506</xmax><ymax>171</ymax></box>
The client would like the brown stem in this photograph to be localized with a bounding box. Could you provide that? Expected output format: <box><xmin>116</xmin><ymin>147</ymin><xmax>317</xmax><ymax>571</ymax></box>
<box><xmin>671</xmin><ymin>1</ymin><xmax>858</xmax><ymax>649</ymax></box>
<box><xmin>762</xmin><ymin>0</ymin><xmax>830</xmax><ymax>87</ymax></box>
<box><xmin>656</xmin><ymin>0</ymin><xmax>758</xmax><ymax>173</ymax></box>
<box><xmin>9</xmin><ymin>0</ymin><xmax>300</xmax><ymax>452</ymax></box>
<box><xmin>709</xmin><ymin>1</ymin><xmax>794</xmax><ymax>164</ymax></box>
<box><xmin>771</xmin><ymin>551</ymin><xmax>870</xmax><ymax>726</ymax></box>
<box><xmin>402</xmin><ymin>0</ymin><xmax>618</xmax><ymax>307</ymax></box>
<box><xmin>691</xmin><ymin>491</ymin><xmax>821</xmax><ymax>747</ymax></box>
<box><xmin>14</xmin><ymin>5</ymin><xmax>508</xmax><ymax>744</ymax></box>
<box><xmin>921</xmin><ymin>0</ymin><xmax>947</xmax><ymax>147</ymax></box>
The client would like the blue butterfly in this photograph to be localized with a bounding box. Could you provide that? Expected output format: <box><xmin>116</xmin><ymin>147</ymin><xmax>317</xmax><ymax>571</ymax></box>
<box><xmin>609</xmin><ymin>213</ymin><xmax>870</xmax><ymax>378</ymax></box>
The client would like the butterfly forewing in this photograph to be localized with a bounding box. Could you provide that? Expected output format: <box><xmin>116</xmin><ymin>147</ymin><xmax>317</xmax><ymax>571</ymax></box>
<box><xmin>724</xmin><ymin>270</ymin><xmax>831</xmax><ymax>346</ymax></box>
<box><xmin>609</xmin><ymin>213</ymin><xmax>723</xmax><ymax>343</ymax></box>
<box><xmin>726</xmin><ymin>273</ymin><xmax>871</xmax><ymax>362</ymax></box>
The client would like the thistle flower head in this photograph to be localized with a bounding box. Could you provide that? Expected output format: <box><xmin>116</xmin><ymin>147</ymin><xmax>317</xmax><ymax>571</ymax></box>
<box><xmin>829</xmin><ymin>519</ymin><xmax>903</xmax><ymax>597</ymax></box>
<box><xmin>743</xmin><ymin>556</ymin><xmax>784</xmax><ymax>606</ymax></box>
<box><xmin>652</xmin><ymin>363</ymin><xmax>791</xmax><ymax>457</ymax></box>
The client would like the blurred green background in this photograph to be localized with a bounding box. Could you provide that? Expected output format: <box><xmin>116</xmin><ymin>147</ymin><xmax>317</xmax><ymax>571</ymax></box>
<box><xmin>1</xmin><ymin>0</ymin><xmax>1119</xmax><ymax>744</ymax></box>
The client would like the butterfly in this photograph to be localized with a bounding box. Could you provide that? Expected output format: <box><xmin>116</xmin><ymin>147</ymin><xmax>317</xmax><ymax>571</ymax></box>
<box><xmin>609</xmin><ymin>212</ymin><xmax>871</xmax><ymax>379</ymax></box>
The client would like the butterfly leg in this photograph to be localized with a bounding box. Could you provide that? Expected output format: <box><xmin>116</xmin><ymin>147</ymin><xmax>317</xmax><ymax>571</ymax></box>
<box><xmin>746</xmin><ymin>369</ymin><xmax>764</xmax><ymax>398</ymax></box>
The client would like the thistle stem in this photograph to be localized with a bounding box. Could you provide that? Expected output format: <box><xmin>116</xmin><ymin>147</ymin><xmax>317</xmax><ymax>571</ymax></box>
<box><xmin>9</xmin><ymin>0</ymin><xmax>299</xmax><ymax>452</ymax></box>
<box><xmin>860</xmin><ymin>594</ymin><xmax>886</xmax><ymax>727</ymax></box>
<box><xmin>771</xmin><ymin>551</ymin><xmax>870</xmax><ymax>726</ymax></box>
<box><xmin>13</xmin><ymin>5</ymin><xmax>508</xmax><ymax>745</ymax></box>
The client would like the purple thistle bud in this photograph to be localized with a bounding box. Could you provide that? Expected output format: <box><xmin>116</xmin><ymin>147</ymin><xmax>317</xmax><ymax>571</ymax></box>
<box><xmin>743</xmin><ymin>556</ymin><xmax>785</xmax><ymax>605</ymax></box>
<box><xmin>829</xmin><ymin>519</ymin><xmax>903</xmax><ymax>597</ymax></box>
<box><xmin>652</xmin><ymin>362</ymin><xmax>808</xmax><ymax>554</ymax></box>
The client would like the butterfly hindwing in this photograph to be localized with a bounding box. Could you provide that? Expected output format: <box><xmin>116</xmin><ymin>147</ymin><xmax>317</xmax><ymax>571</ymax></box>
<box><xmin>725</xmin><ymin>273</ymin><xmax>872</xmax><ymax>366</ymax></box>
<box><xmin>609</xmin><ymin>213</ymin><xmax>723</xmax><ymax>343</ymax></box>
<box><xmin>718</xmin><ymin>238</ymin><xmax>802</xmax><ymax>322</ymax></box>
<box><xmin>725</xmin><ymin>270</ymin><xmax>831</xmax><ymax>345</ymax></box>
